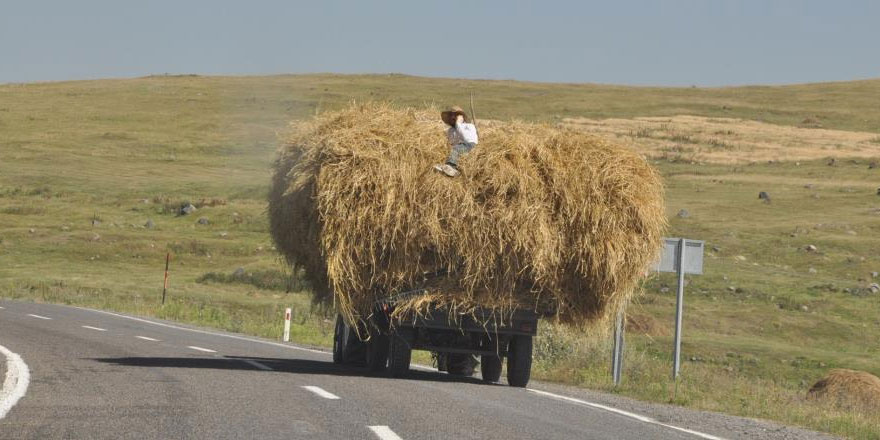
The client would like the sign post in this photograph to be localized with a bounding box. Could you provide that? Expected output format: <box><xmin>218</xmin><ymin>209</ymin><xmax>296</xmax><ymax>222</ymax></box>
<box><xmin>283</xmin><ymin>308</ymin><xmax>292</xmax><ymax>342</ymax></box>
<box><xmin>672</xmin><ymin>238</ymin><xmax>687</xmax><ymax>379</ymax></box>
<box><xmin>653</xmin><ymin>238</ymin><xmax>704</xmax><ymax>380</ymax></box>
<box><xmin>612</xmin><ymin>237</ymin><xmax>704</xmax><ymax>385</ymax></box>
<box><xmin>611</xmin><ymin>311</ymin><xmax>624</xmax><ymax>386</ymax></box>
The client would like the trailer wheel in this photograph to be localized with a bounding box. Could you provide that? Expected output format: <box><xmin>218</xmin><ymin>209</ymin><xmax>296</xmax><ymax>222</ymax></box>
<box><xmin>446</xmin><ymin>354</ymin><xmax>477</xmax><ymax>376</ymax></box>
<box><xmin>506</xmin><ymin>335</ymin><xmax>533</xmax><ymax>387</ymax></box>
<box><xmin>366</xmin><ymin>330</ymin><xmax>389</xmax><ymax>372</ymax></box>
<box><xmin>387</xmin><ymin>329</ymin><xmax>413</xmax><ymax>378</ymax></box>
<box><xmin>332</xmin><ymin>315</ymin><xmax>347</xmax><ymax>364</ymax></box>
<box><xmin>480</xmin><ymin>355</ymin><xmax>502</xmax><ymax>383</ymax></box>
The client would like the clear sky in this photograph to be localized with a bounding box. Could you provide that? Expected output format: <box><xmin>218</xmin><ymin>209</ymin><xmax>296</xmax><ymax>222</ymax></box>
<box><xmin>2</xmin><ymin>0</ymin><xmax>878</xmax><ymax>86</ymax></box>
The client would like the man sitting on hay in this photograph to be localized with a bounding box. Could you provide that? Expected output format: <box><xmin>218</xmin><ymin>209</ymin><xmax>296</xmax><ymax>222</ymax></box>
<box><xmin>433</xmin><ymin>106</ymin><xmax>479</xmax><ymax>177</ymax></box>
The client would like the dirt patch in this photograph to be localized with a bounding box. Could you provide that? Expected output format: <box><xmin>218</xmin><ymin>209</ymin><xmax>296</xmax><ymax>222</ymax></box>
<box><xmin>626</xmin><ymin>313</ymin><xmax>668</xmax><ymax>336</ymax></box>
<box><xmin>563</xmin><ymin>115</ymin><xmax>880</xmax><ymax>164</ymax></box>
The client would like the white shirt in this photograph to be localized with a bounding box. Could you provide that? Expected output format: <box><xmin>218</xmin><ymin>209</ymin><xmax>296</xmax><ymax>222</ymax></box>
<box><xmin>447</xmin><ymin>121</ymin><xmax>479</xmax><ymax>145</ymax></box>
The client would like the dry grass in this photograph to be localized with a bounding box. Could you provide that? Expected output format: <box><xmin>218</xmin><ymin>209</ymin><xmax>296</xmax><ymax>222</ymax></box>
<box><xmin>563</xmin><ymin>115</ymin><xmax>880</xmax><ymax>164</ymax></box>
<box><xmin>269</xmin><ymin>102</ymin><xmax>666</xmax><ymax>329</ymax></box>
<box><xmin>808</xmin><ymin>369</ymin><xmax>880</xmax><ymax>411</ymax></box>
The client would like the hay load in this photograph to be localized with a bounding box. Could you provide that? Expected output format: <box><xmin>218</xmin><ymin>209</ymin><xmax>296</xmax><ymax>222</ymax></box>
<box><xmin>269</xmin><ymin>102</ymin><xmax>665</xmax><ymax>327</ymax></box>
<box><xmin>808</xmin><ymin>369</ymin><xmax>880</xmax><ymax>410</ymax></box>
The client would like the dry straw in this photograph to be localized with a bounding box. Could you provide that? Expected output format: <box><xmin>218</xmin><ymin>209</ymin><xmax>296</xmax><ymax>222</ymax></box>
<box><xmin>269</xmin><ymin>102</ymin><xmax>666</xmax><ymax>329</ymax></box>
<box><xmin>808</xmin><ymin>369</ymin><xmax>880</xmax><ymax>411</ymax></box>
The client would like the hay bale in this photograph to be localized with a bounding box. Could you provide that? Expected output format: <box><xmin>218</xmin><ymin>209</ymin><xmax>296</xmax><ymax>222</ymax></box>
<box><xmin>808</xmin><ymin>369</ymin><xmax>880</xmax><ymax>410</ymax></box>
<box><xmin>269</xmin><ymin>102</ymin><xmax>666</xmax><ymax>327</ymax></box>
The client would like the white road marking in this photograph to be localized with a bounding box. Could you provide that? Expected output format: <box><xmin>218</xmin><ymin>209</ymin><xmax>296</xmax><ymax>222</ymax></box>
<box><xmin>0</xmin><ymin>343</ymin><xmax>30</xmax><ymax>420</ymax></box>
<box><xmin>527</xmin><ymin>389</ymin><xmax>725</xmax><ymax>440</ymax></box>
<box><xmin>27</xmin><ymin>314</ymin><xmax>51</xmax><ymax>320</ymax></box>
<box><xmin>71</xmin><ymin>305</ymin><xmax>724</xmax><ymax>438</ymax></box>
<box><xmin>302</xmin><ymin>386</ymin><xmax>340</xmax><ymax>400</ymax></box>
<box><xmin>81</xmin><ymin>325</ymin><xmax>106</xmax><ymax>332</ymax></box>
<box><xmin>135</xmin><ymin>336</ymin><xmax>159</xmax><ymax>341</ymax></box>
<box><xmin>187</xmin><ymin>346</ymin><xmax>216</xmax><ymax>353</ymax></box>
<box><xmin>77</xmin><ymin>307</ymin><xmax>327</xmax><ymax>355</ymax></box>
<box><xmin>368</xmin><ymin>425</ymin><xmax>403</xmax><ymax>440</ymax></box>
<box><xmin>240</xmin><ymin>359</ymin><xmax>273</xmax><ymax>371</ymax></box>
<box><xmin>0</xmin><ymin>306</ymin><xmax>5</xmax><ymax>309</ymax></box>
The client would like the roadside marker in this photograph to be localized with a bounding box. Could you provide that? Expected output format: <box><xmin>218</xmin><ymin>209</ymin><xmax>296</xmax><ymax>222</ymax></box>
<box><xmin>283</xmin><ymin>308</ymin><xmax>291</xmax><ymax>342</ymax></box>
<box><xmin>368</xmin><ymin>426</ymin><xmax>403</xmax><ymax>440</ymax></box>
<box><xmin>26</xmin><ymin>314</ymin><xmax>51</xmax><ymax>320</ymax></box>
<box><xmin>81</xmin><ymin>325</ymin><xmax>107</xmax><ymax>332</ymax></box>
<box><xmin>162</xmin><ymin>252</ymin><xmax>170</xmax><ymax>305</ymax></box>
<box><xmin>301</xmin><ymin>386</ymin><xmax>340</xmax><ymax>400</ymax></box>
<box><xmin>135</xmin><ymin>336</ymin><xmax>159</xmax><ymax>341</ymax></box>
<box><xmin>187</xmin><ymin>346</ymin><xmax>216</xmax><ymax>353</ymax></box>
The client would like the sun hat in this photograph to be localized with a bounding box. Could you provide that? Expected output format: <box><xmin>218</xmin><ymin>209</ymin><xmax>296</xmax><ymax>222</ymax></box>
<box><xmin>441</xmin><ymin>106</ymin><xmax>468</xmax><ymax>125</ymax></box>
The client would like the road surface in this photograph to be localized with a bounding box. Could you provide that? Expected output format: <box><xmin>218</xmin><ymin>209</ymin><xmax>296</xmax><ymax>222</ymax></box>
<box><xmin>0</xmin><ymin>300</ymin><xmax>833</xmax><ymax>439</ymax></box>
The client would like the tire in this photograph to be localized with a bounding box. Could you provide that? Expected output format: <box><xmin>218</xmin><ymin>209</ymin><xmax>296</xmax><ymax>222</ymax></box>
<box><xmin>435</xmin><ymin>353</ymin><xmax>448</xmax><ymax>372</ymax></box>
<box><xmin>446</xmin><ymin>354</ymin><xmax>476</xmax><ymax>376</ymax></box>
<box><xmin>332</xmin><ymin>315</ymin><xmax>347</xmax><ymax>364</ymax></box>
<box><xmin>366</xmin><ymin>330</ymin><xmax>389</xmax><ymax>372</ymax></box>
<box><xmin>480</xmin><ymin>355</ymin><xmax>502</xmax><ymax>383</ymax></box>
<box><xmin>387</xmin><ymin>329</ymin><xmax>413</xmax><ymax>378</ymax></box>
<box><xmin>506</xmin><ymin>335</ymin><xmax>533</xmax><ymax>387</ymax></box>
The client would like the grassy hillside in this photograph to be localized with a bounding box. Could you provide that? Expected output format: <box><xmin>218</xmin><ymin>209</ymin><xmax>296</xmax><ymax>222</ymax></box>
<box><xmin>1</xmin><ymin>74</ymin><xmax>879</xmax><ymax>438</ymax></box>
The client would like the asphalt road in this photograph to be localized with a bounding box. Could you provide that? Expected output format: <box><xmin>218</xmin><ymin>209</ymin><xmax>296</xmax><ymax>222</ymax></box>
<box><xmin>0</xmin><ymin>300</ymin><xmax>834</xmax><ymax>440</ymax></box>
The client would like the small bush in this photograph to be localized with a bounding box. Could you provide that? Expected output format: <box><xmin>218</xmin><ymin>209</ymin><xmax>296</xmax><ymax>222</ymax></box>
<box><xmin>630</xmin><ymin>127</ymin><xmax>655</xmax><ymax>138</ymax></box>
<box><xmin>197</xmin><ymin>268</ymin><xmax>309</xmax><ymax>292</ymax></box>
<box><xmin>151</xmin><ymin>196</ymin><xmax>228</xmax><ymax>215</ymax></box>
<box><xmin>0</xmin><ymin>186</ymin><xmax>53</xmax><ymax>198</ymax></box>
<box><xmin>167</xmin><ymin>240</ymin><xmax>211</xmax><ymax>256</ymax></box>
<box><xmin>708</xmin><ymin>138</ymin><xmax>735</xmax><ymax>149</ymax></box>
<box><xmin>1</xmin><ymin>206</ymin><xmax>47</xmax><ymax>215</ymax></box>
<box><xmin>667</xmin><ymin>133</ymin><xmax>697</xmax><ymax>144</ymax></box>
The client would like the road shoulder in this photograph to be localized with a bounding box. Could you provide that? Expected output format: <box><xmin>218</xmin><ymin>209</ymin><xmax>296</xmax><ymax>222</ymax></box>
<box><xmin>529</xmin><ymin>381</ymin><xmax>838</xmax><ymax>440</ymax></box>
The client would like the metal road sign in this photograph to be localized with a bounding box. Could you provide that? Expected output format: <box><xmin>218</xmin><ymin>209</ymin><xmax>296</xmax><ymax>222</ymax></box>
<box><xmin>653</xmin><ymin>238</ymin><xmax>704</xmax><ymax>275</ymax></box>
<box><xmin>613</xmin><ymin>237</ymin><xmax>705</xmax><ymax>385</ymax></box>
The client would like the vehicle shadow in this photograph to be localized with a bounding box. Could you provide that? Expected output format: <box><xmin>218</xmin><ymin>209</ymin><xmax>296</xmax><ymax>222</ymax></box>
<box><xmin>91</xmin><ymin>355</ymin><xmax>495</xmax><ymax>386</ymax></box>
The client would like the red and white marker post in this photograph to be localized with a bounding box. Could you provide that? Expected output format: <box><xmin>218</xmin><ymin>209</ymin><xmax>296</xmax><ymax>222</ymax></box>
<box><xmin>161</xmin><ymin>253</ymin><xmax>170</xmax><ymax>305</ymax></box>
<box><xmin>283</xmin><ymin>308</ymin><xmax>291</xmax><ymax>342</ymax></box>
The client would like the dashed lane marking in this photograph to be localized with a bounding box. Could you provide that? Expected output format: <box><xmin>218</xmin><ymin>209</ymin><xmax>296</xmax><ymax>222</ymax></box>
<box><xmin>77</xmin><ymin>307</ymin><xmax>327</xmax><ymax>355</ymax></box>
<box><xmin>135</xmin><ymin>336</ymin><xmax>159</xmax><ymax>341</ymax></box>
<box><xmin>368</xmin><ymin>426</ymin><xmax>403</xmax><ymax>440</ymax></box>
<box><xmin>72</xmin><ymin>304</ymin><xmax>721</xmax><ymax>438</ymax></box>
<box><xmin>188</xmin><ymin>346</ymin><xmax>217</xmax><ymax>353</ymax></box>
<box><xmin>26</xmin><ymin>314</ymin><xmax>51</xmax><ymax>320</ymax></box>
<box><xmin>302</xmin><ymin>386</ymin><xmax>340</xmax><ymax>400</ymax></box>
<box><xmin>81</xmin><ymin>325</ymin><xmax>107</xmax><ymax>332</ymax></box>
<box><xmin>527</xmin><ymin>389</ymin><xmax>725</xmax><ymax>440</ymax></box>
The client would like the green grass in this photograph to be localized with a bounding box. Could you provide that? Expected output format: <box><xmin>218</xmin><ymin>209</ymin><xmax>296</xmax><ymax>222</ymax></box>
<box><xmin>1</xmin><ymin>73</ymin><xmax>879</xmax><ymax>438</ymax></box>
